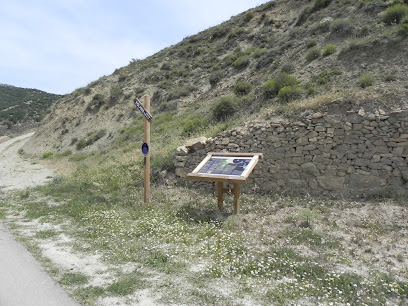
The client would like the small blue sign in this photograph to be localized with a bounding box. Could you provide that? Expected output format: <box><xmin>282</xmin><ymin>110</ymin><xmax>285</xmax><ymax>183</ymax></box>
<box><xmin>142</xmin><ymin>142</ymin><xmax>149</xmax><ymax>155</ymax></box>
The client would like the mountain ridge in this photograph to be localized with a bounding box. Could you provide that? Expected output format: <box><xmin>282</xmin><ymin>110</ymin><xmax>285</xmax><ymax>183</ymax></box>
<box><xmin>21</xmin><ymin>0</ymin><xmax>408</xmax><ymax>158</ymax></box>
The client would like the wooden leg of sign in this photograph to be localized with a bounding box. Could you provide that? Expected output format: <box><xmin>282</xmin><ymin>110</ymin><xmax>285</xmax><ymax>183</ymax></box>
<box><xmin>217</xmin><ymin>182</ymin><xmax>224</xmax><ymax>211</ymax></box>
<box><xmin>233</xmin><ymin>184</ymin><xmax>240</xmax><ymax>214</ymax></box>
<box><xmin>144</xmin><ymin>95</ymin><xmax>150</xmax><ymax>204</ymax></box>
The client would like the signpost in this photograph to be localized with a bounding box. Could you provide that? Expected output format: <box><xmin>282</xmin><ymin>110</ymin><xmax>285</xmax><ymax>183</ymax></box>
<box><xmin>187</xmin><ymin>152</ymin><xmax>263</xmax><ymax>214</ymax></box>
<box><xmin>134</xmin><ymin>96</ymin><xmax>152</xmax><ymax>204</ymax></box>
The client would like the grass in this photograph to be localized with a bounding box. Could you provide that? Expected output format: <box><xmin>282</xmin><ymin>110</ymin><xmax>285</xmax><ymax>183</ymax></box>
<box><xmin>1</xmin><ymin>179</ymin><xmax>408</xmax><ymax>305</ymax></box>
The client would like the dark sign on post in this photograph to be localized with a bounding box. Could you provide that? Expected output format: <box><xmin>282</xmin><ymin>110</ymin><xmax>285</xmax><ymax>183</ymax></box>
<box><xmin>134</xmin><ymin>98</ymin><xmax>152</xmax><ymax>122</ymax></box>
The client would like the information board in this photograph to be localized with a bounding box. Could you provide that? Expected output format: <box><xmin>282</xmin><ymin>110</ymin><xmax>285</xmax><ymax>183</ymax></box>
<box><xmin>187</xmin><ymin>152</ymin><xmax>262</xmax><ymax>184</ymax></box>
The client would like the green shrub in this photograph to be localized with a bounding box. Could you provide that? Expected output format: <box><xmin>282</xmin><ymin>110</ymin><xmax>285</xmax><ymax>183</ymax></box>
<box><xmin>281</xmin><ymin>62</ymin><xmax>295</xmax><ymax>74</ymax></box>
<box><xmin>358</xmin><ymin>74</ymin><xmax>375</xmax><ymax>88</ymax></box>
<box><xmin>243</xmin><ymin>10</ymin><xmax>254</xmax><ymax>23</ymax></box>
<box><xmin>314</xmin><ymin>0</ymin><xmax>329</xmax><ymax>9</ymax></box>
<box><xmin>182</xmin><ymin>118</ymin><xmax>208</xmax><ymax>135</ymax></box>
<box><xmin>209</xmin><ymin>71</ymin><xmax>224</xmax><ymax>87</ymax></box>
<box><xmin>212</xmin><ymin>96</ymin><xmax>237</xmax><ymax>121</ymax></box>
<box><xmin>306</xmin><ymin>39</ymin><xmax>317</xmax><ymax>49</ymax></box>
<box><xmin>42</xmin><ymin>152</ymin><xmax>54</xmax><ymax>159</ymax></box>
<box><xmin>262</xmin><ymin>73</ymin><xmax>300</xmax><ymax>99</ymax></box>
<box><xmin>232</xmin><ymin>55</ymin><xmax>250</xmax><ymax>70</ymax></box>
<box><xmin>381</xmin><ymin>4</ymin><xmax>408</xmax><ymax>25</ymax></box>
<box><xmin>233</xmin><ymin>82</ymin><xmax>253</xmax><ymax>96</ymax></box>
<box><xmin>110</xmin><ymin>86</ymin><xmax>123</xmax><ymax>104</ymax></box>
<box><xmin>322</xmin><ymin>44</ymin><xmax>337</xmax><ymax>56</ymax></box>
<box><xmin>398</xmin><ymin>23</ymin><xmax>408</xmax><ymax>35</ymax></box>
<box><xmin>330</xmin><ymin>18</ymin><xmax>353</xmax><ymax>35</ymax></box>
<box><xmin>278</xmin><ymin>85</ymin><xmax>303</xmax><ymax>102</ymax></box>
<box><xmin>305</xmin><ymin>47</ymin><xmax>321</xmax><ymax>62</ymax></box>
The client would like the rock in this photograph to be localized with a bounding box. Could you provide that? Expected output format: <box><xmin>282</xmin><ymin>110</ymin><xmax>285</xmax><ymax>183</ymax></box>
<box><xmin>317</xmin><ymin>176</ymin><xmax>345</xmax><ymax>190</ymax></box>
<box><xmin>312</xmin><ymin>112</ymin><xmax>323</xmax><ymax>119</ymax></box>
<box><xmin>176</xmin><ymin>146</ymin><xmax>189</xmax><ymax>156</ymax></box>
<box><xmin>185</xmin><ymin>136</ymin><xmax>207</xmax><ymax>152</ymax></box>
<box><xmin>301</xmin><ymin>162</ymin><xmax>319</xmax><ymax>177</ymax></box>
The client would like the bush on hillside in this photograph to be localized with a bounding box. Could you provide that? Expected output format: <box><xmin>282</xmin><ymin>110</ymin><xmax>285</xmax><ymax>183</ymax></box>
<box><xmin>233</xmin><ymin>82</ymin><xmax>253</xmax><ymax>96</ymax></box>
<box><xmin>322</xmin><ymin>44</ymin><xmax>337</xmax><ymax>56</ymax></box>
<box><xmin>381</xmin><ymin>4</ymin><xmax>408</xmax><ymax>25</ymax></box>
<box><xmin>232</xmin><ymin>55</ymin><xmax>250</xmax><ymax>70</ymax></box>
<box><xmin>182</xmin><ymin>118</ymin><xmax>208</xmax><ymax>135</ymax></box>
<box><xmin>278</xmin><ymin>85</ymin><xmax>303</xmax><ymax>102</ymax></box>
<box><xmin>358</xmin><ymin>74</ymin><xmax>375</xmax><ymax>88</ymax></box>
<box><xmin>209</xmin><ymin>71</ymin><xmax>224</xmax><ymax>87</ymax></box>
<box><xmin>305</xmin><ymin>47</ymin><xmax>321</xmax><ymax>62</ymax></box>
<box><xmin>212</xmin><ymin>96</ymin><xmax>237</xmax><ymax>121</ymax></box>
<box><xmin>262</xmin><ymin>73</ymin><xmax>300</xmax><ymax>99</ymax></box>
<box><xmin>330</xmin><ymin>18</ymin><xmax>353</xmax><ymax>35</ymax></box>
<box><xmin>281</xmin><ymin>62</ymin><xmax>295</xmax><ymax>74</ymax></box>
<box><xmin>314</xmin><ymin>0</ymin><xmax>329</xmax><ymax>10</ymax></box>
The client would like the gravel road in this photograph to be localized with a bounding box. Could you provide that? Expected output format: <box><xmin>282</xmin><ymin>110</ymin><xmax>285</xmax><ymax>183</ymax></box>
<box><xmin>0</xmin><ymin>133</ymin><xmax>80</xmax><ymax>306</ymax></box>
<box><xmin>0</xmin><ymin>132</ymin><xmax>54</xmax><ymax>192</ymax></box>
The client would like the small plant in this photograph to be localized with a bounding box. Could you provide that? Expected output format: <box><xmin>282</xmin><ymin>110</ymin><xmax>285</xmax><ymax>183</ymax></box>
<box><xmin>322</xmin><ymin>44</ymin><xmax>337</xmax><ymax>56</ymax></box>
<box><xmin>281</xmin><ymin>62</ymin><xmax>295</xmax><ymax>74</ymax></box>
<box><xmin>278</xmin><ymin>85</ymin><xmax>303</xmax><ymax>102</ymax></box>
<box><xmin>305</xmin><ymin>47</ymin><xmax>321</xmax><ymax>62</ymax></box>
<box><xmin>243</xmin><ymin>10</ymin><xmax>254</xmax><ymax>23</ymax></box>
<box><xmin>381</xmin><ymin>4</ymin><xmax>408</xmax><ymax>25</ymax></box>
<box><xmin>306</xmin><ymin>39</ymin><xmax>317</xmax><ymax>49</ymax></box>
<box><xmin>182</xmin><ymin>118</ymin><xmax>208</xmax><ymax>135</ymax></box>
<box><xmin>358</xmin><ymin>74</ymin><xmax>375</xmax><ymax>88</ymax></box>
<box><xmin>262</xmin><ymin>73</ymin><xmax>300</xmax><ymax>99</ymax></box>
<box><xmin>232</xmin><ymin>55</ymin><xmax>250</xmax><ymax>70</ymax></box>
<box><xmin>212</xmin><ymin>96</ymin><xmax>237</xmax><ymax>121</ymax></box>
<box><xmin>233</xmin><ymin>82</ymin><xmax>253</xmax><ymax>96</ymax></box>
<box><xmin>398</xmin><ymin>23</ymin><xmax>408</xmax><ymax>35</ymax></box>
<box><xmin>330</xmin><ymin>18</ymin><xmax>353</xmax><ymax>35</ymax></box>
<box><xmin>314</xmin><ymin>0</ymin><xmax>329</xmax><ymax>10</ymax></box>
<box><xmin>209</xmin><ymin>71</ymin><xmax>224</xmax><ymax>87</ymax></box>
<box><xmin>42</xmin><ymin>152</ymin><xmax>54</xmax><ymax>159</ymax></box>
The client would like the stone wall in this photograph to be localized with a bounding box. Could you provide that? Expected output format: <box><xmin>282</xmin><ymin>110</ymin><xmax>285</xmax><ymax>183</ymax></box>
<box><xmin>175</xmin><ymin>109</ymin><xmax>408</xmax><ymax>199</ymax></box>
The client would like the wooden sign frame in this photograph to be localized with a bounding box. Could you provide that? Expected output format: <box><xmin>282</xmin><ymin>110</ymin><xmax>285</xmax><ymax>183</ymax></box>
<box><xmin>187</xmin><ymin>152</ymin><xmax>263</xmax><ymax>214</ymax></box>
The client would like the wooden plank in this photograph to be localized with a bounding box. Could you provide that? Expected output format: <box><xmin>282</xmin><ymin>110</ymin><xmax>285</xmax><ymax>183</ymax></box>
<box><xmin>209</xmin><ymin>152</ymin><xmax>263</xmax><ymax>159</ymax></box>
<box><xmin>217</xmin><ymin>182</ymin><xmax>224</xmax><ymax>211</ymax></box>
<box><xmin>187</xmin><ymin>172</ymin><xmax>247</xmax><ymax>184</ymax></box>
<box><xmin>233</xmin><ymin>183</ymin><xmax>240</xmax><ymax>214</ymax></box>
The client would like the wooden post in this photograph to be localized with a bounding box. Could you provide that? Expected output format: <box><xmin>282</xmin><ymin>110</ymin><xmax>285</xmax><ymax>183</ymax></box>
<box><xmin>233</xmin><ymin>184</ymin><xmax>240</xmax><ymax>214</ymax></box>
<box><xmin>144</xmin><ymin>95</ymin><xmax>150</xmax><ymax>204</ymax></box>
<box><xmin>217</xmin><ymin>182</ymin><xmax>224</xmax><ymax>211</ymax></box>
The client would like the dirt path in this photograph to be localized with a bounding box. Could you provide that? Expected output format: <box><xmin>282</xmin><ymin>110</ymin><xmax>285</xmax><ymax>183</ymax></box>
<box><xmin>0</xmin><ymin>133</ymin><xmax>80</xmax><ymax>305</ymax></box>
<box><xmin>0</xmin><ymin>133</ymin><xmax>54</xmax><ymax>192</ymax></box>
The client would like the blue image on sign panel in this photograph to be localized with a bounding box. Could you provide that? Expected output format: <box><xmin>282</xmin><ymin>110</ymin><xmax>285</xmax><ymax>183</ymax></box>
<box><xmin>142</xmin><ymin>142</ymin><xmax>149</xmax><ymax>155</ymax></box>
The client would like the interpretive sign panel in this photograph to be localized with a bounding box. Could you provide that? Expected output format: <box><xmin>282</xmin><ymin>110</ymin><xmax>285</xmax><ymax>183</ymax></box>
<box><xmin>187</xmin><ymin>152</ymin><xmax>263</xmax><ymax>184</ymax></box>
<box><xmin>198</xmin><ymin>157</ymin><xmax>252</xmax><ymax>176</ymax></box>
<box><xmin>187</xmin><ymin>152</ymin><xmax>263</xmax><ymax>214</ymax></box>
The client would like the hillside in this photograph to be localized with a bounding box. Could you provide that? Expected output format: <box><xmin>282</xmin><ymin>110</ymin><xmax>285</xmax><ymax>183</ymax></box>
<box><xmin>0</xmin><ymin>84</ymin><xmax>61</xmax><ymax>136</ymax></box>
<box><xmin>22</xmin><ymin>0</ymin><xmax>408</xmax><ymax>159</ymax></box>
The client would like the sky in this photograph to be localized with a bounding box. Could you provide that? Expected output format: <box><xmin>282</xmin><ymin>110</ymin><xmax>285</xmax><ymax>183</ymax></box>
<box><xmin>0</xmin><ymin>0</ymin><xmax>270</xmax><ymax>94</ymax></box>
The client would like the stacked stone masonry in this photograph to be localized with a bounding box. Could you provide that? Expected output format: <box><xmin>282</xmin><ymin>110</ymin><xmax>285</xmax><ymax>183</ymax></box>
<box><xmin>175</xmin><ymin>109</ymin><xmax>408</xmax><ymax>198</ymax></box>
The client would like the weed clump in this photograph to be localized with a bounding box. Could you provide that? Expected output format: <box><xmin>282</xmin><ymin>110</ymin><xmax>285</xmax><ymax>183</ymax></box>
<box><xmin>322</xmin><ymin>44</ymin><xmax>337</xmax><ymax>56</ymax></box>
<box><xmin>381</xmin><ymin>4</ymin><xmax>408</xmax><ymax>25</ymax></box>
<box><xmin>305</xmin><ymin>47</ymin><xmax>321</xmax><ymax>62</ymax></box>
<box><xmin>263</xmin><ymin>73</ymin><xmax>300</xmax><ymax>99</ymax></box>
<box><xmin>358</xmin><ymin>74</ymin><xmax>375</xmax><ymax>88</ymax></box>
<box><xmin>212</xmin><ymin>96</ymin><xmax>237</xmax><ymax>121</ymax></box>
<box><xmin>182</xmin><ymin>118</ymin><xmax>208</xmax><ymax>135</ymax></box>
<box><xmin>278</xmin><ymin>85</ymin><xmax>303</xmax><ymax>102</ymax></box>
<box><xmin>233</xmin><ymin>82</ymin><xmax>253</xmax><ymax>96</ymax></box>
